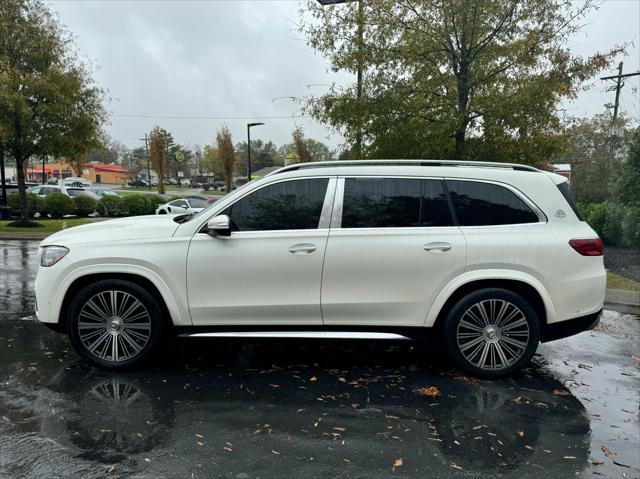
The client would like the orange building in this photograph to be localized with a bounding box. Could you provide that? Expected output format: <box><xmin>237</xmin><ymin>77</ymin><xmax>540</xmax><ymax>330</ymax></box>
<box><xmin>27</xmin><ymin>161</ymin><xmax>129</xmax><ymax>185</ymax></box>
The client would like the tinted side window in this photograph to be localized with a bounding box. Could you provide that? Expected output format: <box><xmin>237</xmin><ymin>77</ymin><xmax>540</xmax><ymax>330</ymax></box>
<box><xmin>172</xmin><ymin>200</ymin><xmax>188</xmax><ymax>208</ymax></box>
<box><xmin>422</xmin><ymin>180</ymin><xmax>454</xmax><ymax>227</ymax></box>
<box><xmin>342</xmin><ymin>178</ymin><xmax>452</xmax><ymax>228</ymax></box>
<box><xmin>447</xmin><ymin>180</ymin><xmax>539</xmax><ymax>226</ymax></box>
<box><xmin>556</xmin><ymin>182</ymin><xmax>584</xmax><ymax>221</ymax></box>
<box><xmin>225</xmin><ymin>178</ymin><xmax>328</xmax><ymax>231</ymax></box>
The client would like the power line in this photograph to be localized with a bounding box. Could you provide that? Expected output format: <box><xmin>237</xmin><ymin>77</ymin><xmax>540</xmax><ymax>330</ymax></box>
<box><xmin>111</xmin><ymin>113</ymin><xmax>306</xmax><ymax>120</ymax></box>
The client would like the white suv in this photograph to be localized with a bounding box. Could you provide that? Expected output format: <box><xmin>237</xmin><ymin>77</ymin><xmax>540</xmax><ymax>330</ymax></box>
<box><xmin>34</xmin><ymin>160</ymin><xmax>605</xmax><ymax>378</ymax></box>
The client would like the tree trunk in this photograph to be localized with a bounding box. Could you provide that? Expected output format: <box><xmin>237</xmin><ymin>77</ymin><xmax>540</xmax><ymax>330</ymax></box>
<box><xmin>0</xmin><ymin>148</ymin><xmax>7</xmax><ymax>206</ymax></box>
<box><xmin>225</xmin><ymin>173</ymin><xmax>232</xmax><ymax>192</ymax></box>
<box><xmin>15</xmin><ymin>156</ymin><xmax>30</xmax><ymax>225</ymax></box>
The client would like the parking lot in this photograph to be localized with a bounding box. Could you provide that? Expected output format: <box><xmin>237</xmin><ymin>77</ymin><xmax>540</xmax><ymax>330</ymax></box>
<box><xmin>0</xmin><ymin>240</ymin><xmax>638</xmax><ymax>479</ymax></box>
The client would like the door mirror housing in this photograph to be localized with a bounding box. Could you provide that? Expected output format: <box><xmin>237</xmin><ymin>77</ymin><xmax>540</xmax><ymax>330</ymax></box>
<box><xmin>207</xmin><ymin>215</ymin><xmax>231</xmax><ymax>237</ymax></box>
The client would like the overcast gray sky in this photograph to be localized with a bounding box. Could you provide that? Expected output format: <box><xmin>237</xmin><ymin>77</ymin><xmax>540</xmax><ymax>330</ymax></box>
<box><xmin>48</xmin><ymin>0</ymin><xmax>639</xmax><ymax>152</ymax></box>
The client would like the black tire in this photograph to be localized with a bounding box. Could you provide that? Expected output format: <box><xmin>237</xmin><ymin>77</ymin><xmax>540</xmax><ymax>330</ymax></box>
<box><xmin>442</xmin><ymin>288</ymin><xmax>540</xmax><ymax>379</ymax></box>
<box><xmin>158</xmin><ymin>209</ymin><xmax>167</xmax><ymax>215</ymax></box>
<box><xmin>66</xmin><ymin>279</ymin><xmax>167</xmax><ymax>369</ymax></box>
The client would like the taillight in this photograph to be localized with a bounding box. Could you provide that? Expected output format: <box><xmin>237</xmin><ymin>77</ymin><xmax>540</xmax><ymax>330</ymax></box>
<box><xmin>569</xmin><ymin>238</ymin><xmax>604</xmax><ymax>256</ymax></box>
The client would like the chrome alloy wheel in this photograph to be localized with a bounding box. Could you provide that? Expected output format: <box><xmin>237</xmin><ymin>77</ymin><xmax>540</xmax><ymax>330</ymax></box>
<box><xmin>456</xmin><ymin>299</ymin><xmax>530</xmax><ymax>371</ymax></box>
<box><xmin>77</xmin><ymin>290</ymin><xmax>152</xmax><ymax>363</ymax></box>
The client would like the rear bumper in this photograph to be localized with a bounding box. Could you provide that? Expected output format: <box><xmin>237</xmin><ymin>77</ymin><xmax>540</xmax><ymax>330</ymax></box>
<box><xmin>541</xmin><ymin>309</ymin><xmax>602</xmax><ymax>342</ymax></box>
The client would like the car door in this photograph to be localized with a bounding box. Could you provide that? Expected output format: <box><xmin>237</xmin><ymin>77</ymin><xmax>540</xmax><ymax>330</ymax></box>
<box><xmin>321</xmin><ymin>176</ymin><xmax>467</xmax><ymax>327</ymax></box>
<box><xmin>186</xmin><ymin>176</ymin><xmax>335</xmax><ymax>326</ymax></box>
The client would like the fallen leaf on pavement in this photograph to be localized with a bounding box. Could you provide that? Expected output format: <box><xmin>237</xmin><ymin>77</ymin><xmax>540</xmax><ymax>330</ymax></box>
<box><xmin>450</xmin><ymin>463</ymin><xmax>463</xmax><ymax>470</ymax></box>
<box><xmin>601</xmin><ymin>445</ymin><xmax>616</xmax><ymax>457</ymax></box>
<box><xmin>553</xmin><ymin>389</ymin><xmax>570</xmax><ymax>396</ymax></box>
<box><xmin>517</xmin><ymin>431</ymin><xmax>524</xmax><ymax>438</ymax></box>
<box><xmin>393</xmin><ymin>458</ymin><xmax>403</xmax><ymax>469</ymax></box>
<box><xmin>613</xmin><ymin>460</ymin><xmax>630</xmax><ymax>468</ymax></box>
<box><xmin>591</xmin><ymin>460</ymin><xmax>604</xmax><ymax>465</ymax></box>
<box><xmin>416</xmin><ymin>386</ymin><xmax>441</xmax><ymax>397</ymax></box>
<box><xmin>309</xmin><ymin>376</ymin><xmax>318</xmax><ymax>382</ymax></box>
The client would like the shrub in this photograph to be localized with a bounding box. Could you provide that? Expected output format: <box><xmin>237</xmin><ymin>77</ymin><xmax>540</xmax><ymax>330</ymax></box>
<box><xmin>585</xmin><ymin>203</ymin><xmax>606</xmax><ymax>239</ymax></box>
<box><xmin>7</xmin><ymin>192</ymin><xmax>44</xmax><ymax>217</ymax></box>
<box><xmin>202</xmin><ymin>183</ymin><xmax>211</xmax><ymax>191</ymax></box>
<box><xmin>145</xmin><ymin>194</ymin><xmax>166</xmax><ymax>214</ymax></box>
<box><xmin>73</xmin><ymin>196</ymin><xmax>97</xmax><ymax>216</ymax></box>
<box><xmin>45</xmin><ymin>192</ymin><xmax>75</xmax><ymax>218</ymax></box>
<box><xmin>96</xmin><ymin>195</ymin><xmax>123</xmax><ymax>217</ymax></box>
<box><xmin>602</xmin><ymin>203</ymin><xmax>625</xmax><ymax>246</ymax></box>
<box><xmin>622</xmin><ymin>204</ymin><xmax>640</xmax><ymax>249</ymax></box>
<box><xmin>120</xmin><ymin>194</ymin><xmax>150</xmax><ymax>216</ymax></box>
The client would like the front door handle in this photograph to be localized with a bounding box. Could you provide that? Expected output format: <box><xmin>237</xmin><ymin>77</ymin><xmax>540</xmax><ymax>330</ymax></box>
<box><xmin>423</xmin><ymin>241</ymin><xmax>452</xmax><ymax>252</ymax></box>
<box><xmin>288</xmin><ymin>243</ymin><xmax>317</xmax><ymax>254</ymax></box>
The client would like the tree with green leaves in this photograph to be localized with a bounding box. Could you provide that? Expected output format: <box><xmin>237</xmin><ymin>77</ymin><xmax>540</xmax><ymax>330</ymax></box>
<box><xmin>303</xmin><ymin>0</ymin><xmax>622</xmax><ymax>165</ymax></box>
<box><xmin>149</xmin><ymin>127</ymin><xmax>167</xmax><ymax>194</ymax></box>
<box><xmin>563</xmin><ymin>114</ymin><xmax>635</xmax><ymax>204</ymax></box>
<box><xmin>216</xmin><ymin>126</ymin><xmax>235</xmax><ymax>191</ymax></box>
<box><xmin>612</xmin><ymin>128</ymin><xmax>640</xmax><ymax>205</ymax></box>
<box><xmin>0</xmin><ymin>0</ymin><xmax>106</xmax><ymax>225</ymax></box>
<box><xmin>292</xmin><ymin>127</ymin><xmax>310</xmax><ymax>164</ymax></box>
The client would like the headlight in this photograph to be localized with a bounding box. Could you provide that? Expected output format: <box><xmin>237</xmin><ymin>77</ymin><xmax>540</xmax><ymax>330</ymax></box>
<box><xmin>40</xmin><ymin>246</ymin><xmax>69</xmax><ymax>267</ymax></box>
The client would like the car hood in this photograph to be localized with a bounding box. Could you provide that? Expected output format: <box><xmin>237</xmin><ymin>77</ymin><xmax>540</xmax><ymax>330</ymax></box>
<box><xmin>41</xmin><ymin>215</ymin><xmax>181</xmax><ymax>246</ymax></box>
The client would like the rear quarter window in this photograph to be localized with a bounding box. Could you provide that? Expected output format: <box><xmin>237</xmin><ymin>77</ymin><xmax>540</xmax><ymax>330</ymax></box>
<box><xmin>556</xmin><ymin>182</ymin><xmax>585</xmax><ymax>221</ymax></box>
<box><xmin>446</xmin><ymin>180</ymin><xmax>540</xmax><ymax>226</ymax></box>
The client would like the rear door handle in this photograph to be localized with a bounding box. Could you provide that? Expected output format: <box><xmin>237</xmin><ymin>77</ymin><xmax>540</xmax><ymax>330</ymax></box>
<box><xmin>288</xmin><ymin>243</ymin><xmax>317</xmax><ymax>254</ymax></box>
<box><xmin>423</xmin><ymin>241</ymin><xmax>452</xmax><ymax>252</ymax></box>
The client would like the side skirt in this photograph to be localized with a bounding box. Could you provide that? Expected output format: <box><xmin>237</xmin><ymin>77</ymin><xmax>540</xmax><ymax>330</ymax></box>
<box><xmin>174</xmin><ymin>325</ymin><xmax>433</xmax><ymax>342</ymax></box>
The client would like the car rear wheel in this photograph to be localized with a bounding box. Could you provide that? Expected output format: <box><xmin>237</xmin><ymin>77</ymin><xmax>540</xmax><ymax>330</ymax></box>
<box><xmin>158</xmin><ymin>209</ymin><xmax>167</xmax><ymax>215</ymax></box>
<box><xmin>66</xmin><ymin>279</ymin><xmax>167</xmax><ymax>369</ymax></box>
<box><xmin>443</xmin><ymin>288</ymin><xmax>540</xmax><ymax>379</ymax></box>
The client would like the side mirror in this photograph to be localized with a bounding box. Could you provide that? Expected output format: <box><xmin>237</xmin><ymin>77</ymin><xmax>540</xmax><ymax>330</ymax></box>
<box><xmin>207</xmin><ymin>214</ymin><xmax>231</xmax><ymax>237</ymax></box>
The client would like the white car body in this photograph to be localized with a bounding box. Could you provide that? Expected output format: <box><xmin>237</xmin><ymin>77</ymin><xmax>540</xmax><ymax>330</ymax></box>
<box><xmin>34</xmin><ymin>160</ymin><xmax>606</xmax><ymax>376</ymax></box>
<box><xmin>155</xmin><ymin>199</ymin><xmax>205</xmax><ymax>215</ymax></box>
<box><xmin>30</xmin><ymin>185</ymin><xmax>69</xmax><ymax>197</ymax></box>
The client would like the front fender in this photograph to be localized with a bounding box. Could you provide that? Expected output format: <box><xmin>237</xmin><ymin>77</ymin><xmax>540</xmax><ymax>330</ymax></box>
<box><xmin>423</xmin><ymin>269</ymin><xmax>556</xmax><ymax>327</ymax></box>
<box><xmin>46</xmin><ymin>263</ymin><xmax>189</xmax><ymax>327</ymax></box>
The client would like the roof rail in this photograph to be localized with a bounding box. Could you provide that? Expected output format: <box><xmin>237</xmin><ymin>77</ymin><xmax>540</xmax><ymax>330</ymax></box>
<box><xmin>266</xmin><ymin>159</ymin><xmax>539</xmax><ymax>177</ymax></box>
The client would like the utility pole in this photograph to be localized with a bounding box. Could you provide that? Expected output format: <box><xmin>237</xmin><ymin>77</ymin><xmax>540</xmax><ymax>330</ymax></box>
<box><xmin>140</xmin><ymin>133</ymin><xmax>150</xmax><ymax>187</ymax></box>
<box><xmin>601</xmin><ymin>62</ymin><xmax>640</xmax><ymax>129</ymax></box>
<box><xmin>600</xmin><ymin>63</ymin><xmax>640</xmax><ymax>161</ymax></box>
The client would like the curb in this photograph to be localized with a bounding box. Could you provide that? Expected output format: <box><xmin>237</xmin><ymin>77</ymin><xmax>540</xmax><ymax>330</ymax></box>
<box><xmin>605</xmin><ymin>288</ymin><xmax>640</xmax><ymax>308</ymax></box>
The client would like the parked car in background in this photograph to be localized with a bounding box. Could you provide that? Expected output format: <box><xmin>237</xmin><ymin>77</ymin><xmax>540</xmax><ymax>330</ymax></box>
<box><xmin>63</xmin><ymin>177</ymin><xmax>92</xmax><ymax>189</ymax></box>
<box><xmin>128</xmin><ymin>180</ymin><xmax>149</xmax><ymax>187</ymax></box>
<box><xmin>66</xmin><ymin>188</ymin><xmax>100</xmax><ymax>200</ymax></box>
<box><xmin>29</xmin><ymin>185</ymin><xmax>69</xmax><ymax>197</ymax></box>
<box><xmin>92</xmin><ymin>188</ymin><xmax>119</xmax><ymax>197</ymax></box>
<box><xmin>155</xmin><ymin>197</ymin><xmax>209</xmax><ymax>215</ymax></box>
<box><xmin>207</xmin><ymin>197</ymin><xmax>220</xmax><ymax>204</ymax></box>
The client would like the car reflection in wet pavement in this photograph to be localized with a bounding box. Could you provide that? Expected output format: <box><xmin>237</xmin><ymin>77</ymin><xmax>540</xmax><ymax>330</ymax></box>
<box><xmin>1</xmin><ymin>240</ymin><xmax>638</xmax><ymax>479</ymax></box>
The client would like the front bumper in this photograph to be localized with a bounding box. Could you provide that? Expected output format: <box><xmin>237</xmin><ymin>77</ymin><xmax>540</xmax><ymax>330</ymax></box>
<box><xmin>541</xmin><ymin>309</ymin><xmax>602</xmax><ymax>342</ymax></box>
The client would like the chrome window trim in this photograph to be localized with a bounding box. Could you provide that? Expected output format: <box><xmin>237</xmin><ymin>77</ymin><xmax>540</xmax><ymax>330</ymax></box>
<box><xmin>195</xmin><ymin>176</ymin><xmax>336</xmax><ymax>234</ymax></box>
<box><xmin>330</xmin><ymin>178</ymin><xmax>345</xmax><ymax>229</ymax></box>
<box><xmin>331</xmin><ymin>175</ymin><xmax>547</xmax><ymax>230</ymax></box>
<box><xmin>318</xmin><ymin>178</ymin><xmax>337</xmax><ymax>229</ymax></box>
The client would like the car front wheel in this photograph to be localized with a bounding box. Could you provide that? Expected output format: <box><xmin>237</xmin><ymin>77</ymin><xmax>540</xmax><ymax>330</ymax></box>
<box><xmin>66</xmin><ymin>279</ymin><xmax>167</xmax><ymax>369</ymax></box>
<box><xmin>443</xmin><ymin>288</ymin><xmax>540</xmax><ymax>379</ymax></box>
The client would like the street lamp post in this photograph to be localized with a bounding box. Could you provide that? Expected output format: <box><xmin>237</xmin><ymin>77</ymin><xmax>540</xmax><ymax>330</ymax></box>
<box><xmin>247</xmin><ymin>122</ymin><xmax>265</xmax><ymax>181</ymax></box>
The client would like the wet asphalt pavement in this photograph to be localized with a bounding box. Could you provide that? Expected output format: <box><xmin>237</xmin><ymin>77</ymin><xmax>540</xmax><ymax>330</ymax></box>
<box><xmin>0</xmin><ymin>240</ymin><xmax>638</xmax><ymax>479</ymax></box>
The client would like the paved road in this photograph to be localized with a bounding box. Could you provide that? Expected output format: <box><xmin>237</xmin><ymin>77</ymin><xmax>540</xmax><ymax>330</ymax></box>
<box><xmin>0</xmin><ymin>240</ymin><xmax>638</xmax><ymax>479</ymax></box>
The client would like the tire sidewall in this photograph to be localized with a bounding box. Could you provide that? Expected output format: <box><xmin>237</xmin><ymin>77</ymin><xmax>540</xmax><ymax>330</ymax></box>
<box><xmin>443</xmin><ymin>288</ymin><xmax>540</xmax><ymax>379</ymax></box>
<box><xmin>66</xmin><ymin>279</ymin><xmax>166</xmax><ymax>369</ymax></box>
